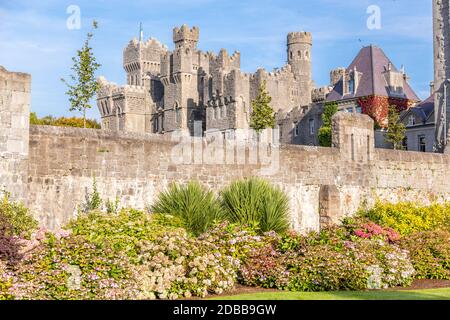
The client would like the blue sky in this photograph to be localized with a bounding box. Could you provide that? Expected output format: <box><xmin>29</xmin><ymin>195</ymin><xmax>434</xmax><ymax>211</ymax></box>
<box><xmin>0</xmin><ymin>0</ymin><xmax>433</xmax><ymax>120</ymax></box>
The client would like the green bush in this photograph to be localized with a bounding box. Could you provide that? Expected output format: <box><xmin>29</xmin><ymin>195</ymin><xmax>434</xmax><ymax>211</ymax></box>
<box><xmin>0</xmin><ymin>193</ymin><xmax>38</xmax><ymax>239</ymax></box>
<box><xmin>400</xmin><ymin>230</ymin><xmax>450</xmax><ymax>280</ymax></box>
<box><xmin>318</xmin><ymin>126</ymin><xmax>332</xmax><ymax>147</ymax></box>
<box><xmin>69</xmin><ymin>209</ymin><xmax>182</xmax><ymax>262</ymax></box>
<box><xmin>358</xmin><ymin>201</ymin><xmax>450</xmax><ymax>235</ymax></box>
<box><xmin>13</xmin><ymin>233</ymin><xmax>139</xmax><ymax>300</ymax></box>
<box><xmin>151</xmin><ymin>182</ymin><xmax>223</xmax><ymax>236</ymax></box>
<box><xmin>220</xmin><ymin>178</ymin><xmax>290</xmax><ymax>234</ymax></box>
<box><xmin>30</xmin><ymin>112</ymin><xmax>101</xmax><ymax>129</ymax></box>
<box><xmin>0</xmin><ymin>261</ymin><xmax>14</xmax><ymax>300</ymax></box>
<box><xmin>240</xmin><ymin>227</ymin><xmax>415</xmax><ymax>292</ymax></box>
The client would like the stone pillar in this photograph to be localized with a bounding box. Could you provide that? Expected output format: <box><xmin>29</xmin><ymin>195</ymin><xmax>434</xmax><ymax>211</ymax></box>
<box><xmin>433</xmin><ymin>0</ymin><xmax>450</xmax><ymax>152</ymax></box>
<box><xmin>319</xmin><ymin>185</ymin><xmax>340</xmax><ymax>228</ymax></box>
<box><xmin>332</xmin><ymin>112</ymin><xmax>374</xmax><ymax>162</ymax></box>
<box><xmin>0</xmin><ymin>66</ymin><xmax>31</xmax><ymax>204</ymax></box>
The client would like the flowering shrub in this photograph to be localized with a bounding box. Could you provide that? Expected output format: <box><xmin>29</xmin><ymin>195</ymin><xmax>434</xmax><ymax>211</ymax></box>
<box><xmin>11</xmin><ymin>233</ymin><xmax>139</xmax><ymax>300</ymax></box>
<box><xmin>342</xmin><ymin>218</ymin><xmax>401</xmax><ymax>243</ymax></box>
<box><xmin>400</xmin><ymin>230</ymin><xmax>450</xmax><ymax>280</ymax></box>
<box><xmin>238</xmin><ymin>228</ymin><xmax>415</xmax><ymax>292</ymax></box>
<box><xmin>68</xmin><ymin>209</ymin><xmax>183</xmax><ymax>262</ymax></box>
<box><xmin>198</xmin><ymin>222</ymin><xmax>271</xmax><ymax>263</ymax></box>
<box><xmin>137</xmin><ymin>229</ymin><xmax>239</xmax><ymax>299</ymax></box>
<box><xmin>0</xmin><ymin>260</ymin><xmax>14</xmax><ymax>300</ymax></box>
<box><xmin>0</xmin><ymin>227</ymin><xmax>24</xmax><ymax>264</ymax></box>
<box><xmin>0</xmin><ymin>193</ymin><xmax>38</xmax><ymax>239</ymax></box>
<box><xmin>359</xmin><ymin>201</ymin><xmax>450</xmax><ymax>236</ymax></box>
<box><xmin>353</xmin><ymin>239</ymin><xmax>415</xmax><ymax>289</ymax></box>
<box><xmin>240</xmin><ymin>244</ymin><xmax>290</xmax><ymax>289</ymax></box>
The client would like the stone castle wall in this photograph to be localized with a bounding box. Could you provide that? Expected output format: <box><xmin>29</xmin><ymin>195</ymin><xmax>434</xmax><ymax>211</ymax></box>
<box><xmin>2</xmin><ymin>67</ymin><xmax>450</xmax><ymax>233</ymax></box>
<box><xmin>0</xmin><ymin>66</ymin><xmax>30</xmax><ymax>203</ymax></box>
<box><xmin>25</xmin><ymin>113</ymin><xmax>450</xmax><ymax>232</ymax></box>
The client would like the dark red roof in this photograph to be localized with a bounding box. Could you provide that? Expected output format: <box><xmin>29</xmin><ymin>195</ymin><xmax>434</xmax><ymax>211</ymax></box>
<box><xmin>327</xmin><ymin>45</ymin><xmax>420</xmax><ymax>102</ymax></box>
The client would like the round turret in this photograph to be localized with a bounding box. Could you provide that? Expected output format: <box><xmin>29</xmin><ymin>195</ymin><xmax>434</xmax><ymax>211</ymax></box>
<box><xmin>287</xmin><ymin>32</ymin><xmax>312</xmax><ymax>46</ymax></box>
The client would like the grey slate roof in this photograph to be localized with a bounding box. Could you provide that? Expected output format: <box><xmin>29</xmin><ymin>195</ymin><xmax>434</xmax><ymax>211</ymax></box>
<box><xmin>404</xmin><ymin>94</ymin><xmax>435</xmax><ymax>123</ymax></box>
<box><xmin>327</xmin><ymin>45</ymin><xmax>420</xmax><ymax>102</ymax></box>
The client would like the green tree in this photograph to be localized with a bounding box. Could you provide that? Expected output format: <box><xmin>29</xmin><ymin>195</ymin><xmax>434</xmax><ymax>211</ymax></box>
<box><xmin>250</xmin><ymin>81</ymin><xmax>275</xmax><ymax>133</ymax></box>
<box><xmin>318</xmin><ymin>102</ymin><xmax>338</xmax><ymax>147</ymax></box>
<box><xmin>385</xmin><ymin>105</ymin><xmax>406</xmax><ymax>150</ymax></box>
<box><xmin>61</xmin><ymin>20</ymin><xmax>101</xmax><ymax>128</ymax></box>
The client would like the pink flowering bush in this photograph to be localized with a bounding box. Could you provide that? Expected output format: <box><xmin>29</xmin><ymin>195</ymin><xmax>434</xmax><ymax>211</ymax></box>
<box><xmin>238</xmin><ymin>227</ymin><xmax>415</xmax><ymax>292</ymax></box>
<box><xmin>11</xmin><ymin>233</ymin><xmax>140</xmax><ymax>300</ymax></box>
<box><xmin>353</xmin><ymin>222</ymin><xmax>400</xmax><ymax>243</ymax></box>
<box><xmin>239</xmin><ymin>244</ymin><xmax>290</xmax><ymax>289</ymax></box>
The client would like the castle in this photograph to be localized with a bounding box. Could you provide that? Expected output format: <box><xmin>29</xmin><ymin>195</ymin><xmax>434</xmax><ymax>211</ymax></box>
<box><xmin>3</xmin><ymin>0</ymin><xmax>450</xmax><ymax>231</ymax></box>
<box><xmin>96</xmin><ymin>25</ymin><xmax>329</xmax><ymax>139</ymax></box>
<box><xmin>96</xmin><ymin>23</ymin><xmax>432</xmax><ymax>151</ymax></box>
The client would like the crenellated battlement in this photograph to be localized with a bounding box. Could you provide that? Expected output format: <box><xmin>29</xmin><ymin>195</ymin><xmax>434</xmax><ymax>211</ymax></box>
<box><xmin>287</xmin><ymin>31</ymin><xmax>312</xmax><ymax>45</ymax></box>
<box><xmin>312</xmin><ymin>86</ymin><xmax>332</xmax><ymax>102</ymax></box>
<box><xmin>173</xmin><ymin>24</ymin><xmax>200</xmax><ymax>49</ymax></box>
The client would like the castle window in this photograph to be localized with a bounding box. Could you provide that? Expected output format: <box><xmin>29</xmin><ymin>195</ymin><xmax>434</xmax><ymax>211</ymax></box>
<box><xmin>221</xmin><ymin>105</ymin><xmax>227</xmax><ymax>118</ymax></box>
<box><xmin>298</xmin><ymin>51</ymin><xmax>302</xmax><ymax>59</ymax></box>
<box><xmin>290</xmin><ymin>51</ymin><xmax>293</xmax><ymax>60</ymax></box>
<box><xmin>215</xmin><ymin>107</ymin><xmax>219</xmax><ymax>120</ymax></box>
<box><xmin>348</xmin><ymin>77</ymin><xmax>355</xmax><ymax>94</ymax></box>
<box><xmin>153</xmin><ymin>117</ymin><xmax>159</xmax><ymax>133</ymax></box>
<box><xmin>402</xmin><ymin>137</ymin><xmax>408</xmax><ymax>151</ymax></box>
<box><xmin>175</xmin><ymin>102</ymin><xmax>181</xmax><ymax>124</ymax></box>
<box><xmin>309</xmin><ymin>119</ymin><xmax>315</xmax><ymax>135</ymax></box>
<box><xmin>408</xmin><ymin>115</ymin><xmax>416</xmax><ymax>127</ymax></box>
<box><xmin>294</xmin><ymin>122</ymin><xmax>299</xmax><ymax>137</ymax></box>
<box><xmin>418</xmin><ymin>135</ymin><xmax>426</xmax><ymax>152</ymax></box>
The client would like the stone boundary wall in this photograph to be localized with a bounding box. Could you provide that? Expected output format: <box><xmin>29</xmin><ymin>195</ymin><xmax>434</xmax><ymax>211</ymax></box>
<box><xmin>0</xmin><ymin>66</ymin><xmax>30</xmax><ymax>203</ymax></box>
<box><xmin>27</xmin><ymin>113</ymin><xmax>450</xmax><ymax>232</ymax></box>
<box><xmin>2</xmin><ymin>66</ymin><xmax>450</xmax><ymax>232</ymax></box>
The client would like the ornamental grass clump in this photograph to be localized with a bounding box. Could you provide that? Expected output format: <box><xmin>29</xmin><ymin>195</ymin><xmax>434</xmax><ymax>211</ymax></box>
<box><xmin>220</xmin><ymin>178</ymin><xmax>290</xmax><ymax>234</ymax></box>
<box><xmin>151</xmin><ymin>182</ymin><xmax>223</xmax><ymax>236</ymax></box>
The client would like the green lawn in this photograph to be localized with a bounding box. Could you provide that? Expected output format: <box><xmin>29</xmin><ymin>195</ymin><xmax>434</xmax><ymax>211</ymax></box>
<box><xmin>213</xmin><ymin>288</ymin><xmax>450</xmax><ymax>300</ymax></box>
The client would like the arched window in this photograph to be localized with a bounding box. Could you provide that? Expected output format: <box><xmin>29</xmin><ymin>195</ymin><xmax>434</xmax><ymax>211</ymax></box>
<box><xmin>175</xmin><ymin>102</ymin><xmax>181</xmax><ymax>124</ymax></box>
<box><xmin>298</xmin><ymin>50</ymin><xmax>302</xmax><ymax>59</ymax></box>
<box><xmin>290</xmin><ymin>51</ymin><xmax>293</xmax><ymax>60</ymax></box>
<box><xmin>215</xmin><ymin>107</ymin><xmax>220</xmax><ymax>120</ymax></box>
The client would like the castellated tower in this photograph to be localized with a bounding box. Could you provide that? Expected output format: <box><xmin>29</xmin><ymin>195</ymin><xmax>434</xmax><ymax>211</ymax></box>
<box><xmin>173</xmin><ymin>25</ymin><xmax>200</xmax><ymax>50</ymax></box>
<box><xmin>123</xmin><ymin>37</ymin><xmax>168</xmax><ymax>86</ymax></box>
<box><xmin>287</xmin><ymin>32</ymin><xmax>313</xmax><ymax>105</ymax></box>
<box><xmin>433</xmin><ymin>0</ymin><xmax>450</xmax><ymax>152</ymax></box>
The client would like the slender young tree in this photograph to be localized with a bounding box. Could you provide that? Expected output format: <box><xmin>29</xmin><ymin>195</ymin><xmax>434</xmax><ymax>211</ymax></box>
<box><xmin>318</xmin><ymin>102</ymin><xmax>339</xmax><ymax>147</ymax></box>
<box><xmin>61</xmin><ymin>20</ymin><xmax>101</xmax><ymax>128</ymax></box>
<box><xmin>250</xmin><ymin>81</ymin><xmax>275</xmax><ymax>133</ymax></box>
<box><xmin>385</xmin><ymin>105</ymin><xmax>406</xmax><ymax>150</ymax></box>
